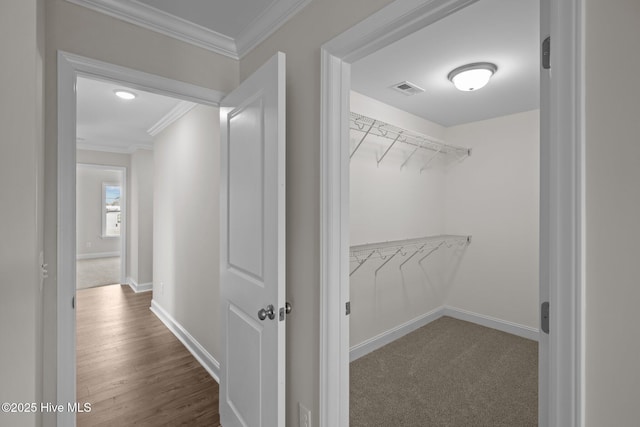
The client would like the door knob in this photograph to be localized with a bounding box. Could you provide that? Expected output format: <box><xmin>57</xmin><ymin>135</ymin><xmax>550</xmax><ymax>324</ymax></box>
<box><xmin>258</xmin><ymin>304</ymin><xmax>275</xmax><ymax>321</ymax></box>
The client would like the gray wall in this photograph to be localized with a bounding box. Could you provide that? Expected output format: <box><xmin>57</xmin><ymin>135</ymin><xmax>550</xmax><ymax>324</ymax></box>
<box><xmin>584</xmin><ymin>0</ymin><xmax>640</xmax><ymax>424</ymax></box>
<box><xmin>0</xmin><ymin>0</ymin><xmax>44</xmax><ymax>426</ymax></box>
<box><xmin>129</xmin><ymin>149</ymin><xmax>154</xmax><ymax>286</ymax></box>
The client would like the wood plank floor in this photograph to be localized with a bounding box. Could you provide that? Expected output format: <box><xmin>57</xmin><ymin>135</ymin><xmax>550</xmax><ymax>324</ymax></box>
<box><xmin>76</xmin><ymin>284</ymin><xmax>220</xmax><ymax>426</ymax></box>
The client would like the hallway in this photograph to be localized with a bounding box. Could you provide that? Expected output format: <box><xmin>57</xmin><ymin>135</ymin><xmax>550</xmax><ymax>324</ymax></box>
<box><xmin>76</xmin><ymin>285</ymin><xmax>220</xmax><ymax>426</ymax></box>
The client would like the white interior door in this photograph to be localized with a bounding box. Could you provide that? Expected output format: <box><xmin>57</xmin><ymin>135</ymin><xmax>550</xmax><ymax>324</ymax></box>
<box><xmin>219</xmin><ymin>52</ymin><xmax>286</xmax><ymax>427</ymax></box>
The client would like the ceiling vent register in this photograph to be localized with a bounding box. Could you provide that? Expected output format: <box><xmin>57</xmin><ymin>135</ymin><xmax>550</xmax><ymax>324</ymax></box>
<box><xmin>390</xmin><ymin>80</ymin><xmax>425</xmax><ymax>96</ymax></box>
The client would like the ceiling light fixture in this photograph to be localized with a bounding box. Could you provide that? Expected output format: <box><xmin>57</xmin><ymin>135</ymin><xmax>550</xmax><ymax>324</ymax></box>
<box><xmin>114</xmin><ymin>90</ymin><xmax>137</xmax><ymax>100</ymax></box>
<box><xmin>447</xmin><ymin>62</ymin><xmax>497</xmax><ymax>92</ymax></box>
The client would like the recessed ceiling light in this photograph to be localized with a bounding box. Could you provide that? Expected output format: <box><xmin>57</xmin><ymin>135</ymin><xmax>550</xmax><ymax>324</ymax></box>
<box><xmin>114</xmin><ymin>90</ymin><xmax>137</xmax><ymax>100</ymax></box>
<box><xmin>447</xmin><ymin>62</ymin><xmax>497</xmax><ymax>92</ymax></box>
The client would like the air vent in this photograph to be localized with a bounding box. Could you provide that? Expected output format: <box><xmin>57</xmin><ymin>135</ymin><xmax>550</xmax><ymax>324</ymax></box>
<box><xmin>390</xmin><ymin>81</ymin><xmax>425</xmax><ymax>96</ymax></box>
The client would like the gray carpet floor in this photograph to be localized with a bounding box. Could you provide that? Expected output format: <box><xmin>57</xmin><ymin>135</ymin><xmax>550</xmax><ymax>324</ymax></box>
<box><xmin>350</xmin><ymin>316</ymin><xmax>538</xmax><ymax>427</ymax></box>
<box><xmin>76</xmin><ymin>256</ymin><xmax>121</xmax><ymax>289</ymax></box>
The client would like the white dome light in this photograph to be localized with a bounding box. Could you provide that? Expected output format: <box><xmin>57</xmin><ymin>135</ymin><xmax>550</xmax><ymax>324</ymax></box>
<box><xmin>448</xmin><ymin>63</ymin><xmax>497</xmax><ymax>92</ymax></box>
<box><xmin>114</xmin><ymin>90</ymin><xmax>137</xmax><ymax>100</ymax></box>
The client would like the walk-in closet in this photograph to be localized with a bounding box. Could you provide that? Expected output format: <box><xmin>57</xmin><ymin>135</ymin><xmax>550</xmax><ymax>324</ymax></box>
<box><xmin>347</xmin><ymin>0</ymin><xmax>540</xmax><ymax>425</ymax></box>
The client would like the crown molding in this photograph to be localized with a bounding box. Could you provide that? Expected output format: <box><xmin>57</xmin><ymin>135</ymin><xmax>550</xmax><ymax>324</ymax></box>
<box><xmin>147</xmin><ymin>100</ymin><xmax>197</xmax><ymax>136</ymax></box>
<box><xmin>77</xmin><ymin>141</ymin><xmax>154</xmax><ymax>154</ymax></box>
<box><xmin>65</xmin><ymin>0</ymin><xmax>311</xmax><ymax>60</ymax></box>
<box><xmin>235</xmin><ymin>0</ymin><xmax>313</xmax><ymax>58</ymax></box>
<box><xmin>65</xmin><ymin>0</ymin><xmax>238</xmax><ymax>59</ymax></box>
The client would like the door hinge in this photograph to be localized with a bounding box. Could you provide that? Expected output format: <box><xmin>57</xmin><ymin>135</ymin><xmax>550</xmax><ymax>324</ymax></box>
<box><xmin>345</xmin><ymin>301</ymin><xmax>351</xmax><ymax>316</ymax></box>
<box><xmin>72</xmin><ymin>296</ymin><xmax>75</xmax><ymax>309</ymax></box>
<box><xmin>542</xmin><ymin>36</ymin><xmax>551</xmax><ymax>69</ymax></box>
<box><xmin>541</xmin><ymin>301</ymin><xmax>549</xmax><ymax>334</ymax></box>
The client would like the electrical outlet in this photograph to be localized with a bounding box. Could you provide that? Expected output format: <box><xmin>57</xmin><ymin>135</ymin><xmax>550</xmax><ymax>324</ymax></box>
<box><xmin>299</xmin><ymin>402</ymin><xmax>311</xmax><ymax>427</ymax></box>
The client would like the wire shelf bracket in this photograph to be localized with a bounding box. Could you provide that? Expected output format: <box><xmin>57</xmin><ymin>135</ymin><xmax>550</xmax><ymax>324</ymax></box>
<box><xmin>349</xmin><ymin>234</ymin><xmax>471</xmax><ymax>276</ymax></box>
<box><xmin>349</xmin><ymin>112</ymin><xmax>471</xmax><ymax>166</ymax></box>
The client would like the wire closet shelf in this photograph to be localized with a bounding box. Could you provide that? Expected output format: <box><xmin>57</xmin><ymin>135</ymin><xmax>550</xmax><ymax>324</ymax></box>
<box><xmin>349</xmin><ymin>112</ymin><xmax>471</xmax><ymax>166</ymax></box>
<box><xmin>349</xmin><ymin>234</ymin><xmax>471</xmax><ymax>276</ymax></box>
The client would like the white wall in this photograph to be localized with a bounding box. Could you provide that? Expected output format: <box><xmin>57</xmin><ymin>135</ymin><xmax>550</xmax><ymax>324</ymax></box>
<box><xmin>152</xmin><ymin>105</ymin><xmax>220</xmax><ymax>364</ymax></box>
<box><xmin>0</xmin><ymin>0</ymin><xmax>44</xmax><ymax>426</ymax></box>
<box><xmin>76</xmin><ymin>150</ymin><xmax>130</xmax><ymax>267</ymax></box>
<box><xmin>349</xmin><ymin>89</ymin><xmax>540</xmax><ymax>347</ymax></box>
<box><xmin>129</xmin><ymin>149</ymin><xmax>154</xmax><ymax>286</ymax></box>
<box><xmin>43</xmin><ymin>1</ymin><xmax>239</xmax><ymax>417</ymax></box>
<box><xmin>444</xmin><ymin>110</ymin><xmax>539</xmax><ymax>329</ymax></box>
<box><xmin>76</xmin><ymin>165</ymin><xmax>123</xmax><ymax>257</ymax></box>
<box><xmin>350</xmin><ymin>91</ymin><xmax>447</xmax><ymax>244</ymax></box>
<box><xmin>349</xmin><ymin>92</ymin><xmax>448</xmax><ymax>346</ymax></box>
<box><xmin>584</xmin><ymin>0</ymin><xmax>640</xmax><ymax>425</ymax></box>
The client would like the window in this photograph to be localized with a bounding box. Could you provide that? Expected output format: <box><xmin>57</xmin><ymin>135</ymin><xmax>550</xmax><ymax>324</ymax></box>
<box><xmin>103</xmin><ymin>183</ymin><xmax>121</xmax><ymax>237</ymax></box>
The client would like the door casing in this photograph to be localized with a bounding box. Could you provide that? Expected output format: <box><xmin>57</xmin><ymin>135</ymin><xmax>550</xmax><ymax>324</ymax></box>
<box><xmin>319</xmin><ymin>0</ymin><xmax>584</xmax><ymax>426</ymax></box>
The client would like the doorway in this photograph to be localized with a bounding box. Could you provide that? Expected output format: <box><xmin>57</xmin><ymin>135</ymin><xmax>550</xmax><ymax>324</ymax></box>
<box><xmin>319</xmin><ymin>0</ymin><xmax>584</xmax><ymax>426</ymax></box>
<box><xmin>56</xmin><ymin>51</ymin><xmax>226</xmax><ymax>426</ymax></box>
<box><xmin>72</xmin><ymin>72</ymin><xmax>232</xmax><ymax>424</ymax></box>
<box><xmin>76</xmin><ymin>163</ymin><xmax>126</xmax><ymax>290</ymax></box>
<box><xmin>347</xmin><ymin>1</ymin><xmax>540</xmax><ymax>423</ymax></box>
<box><xmin>58</xmin><ymin>51</ymin><xmax>288</xmax><ymax>427</ymax></box>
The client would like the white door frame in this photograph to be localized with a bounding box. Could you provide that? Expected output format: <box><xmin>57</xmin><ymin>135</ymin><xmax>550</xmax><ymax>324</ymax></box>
<box><xmin>319</xmin><ymin>0</ymin><xmax>584</xmax><ymax>426</ymax></box>
<box><xmin>56</xmin><ymin>51</ymin><xmax>225</xmax><ymax>426</ymax></box>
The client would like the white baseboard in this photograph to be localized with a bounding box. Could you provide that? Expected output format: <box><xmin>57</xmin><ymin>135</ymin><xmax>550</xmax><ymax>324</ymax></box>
<box><xmin>349</xmin><ymin>305</ymin><xmax>540</xmax><ymax>362</ymax></box>
<box><xmin>150</xmin><ymin>300</ymin><xmax>220</xmax><ymax>382</ymax></box>
<box><xmin>126</xmin><ymin>277</ymin><xmax>152</xmax><ymax>293</ymax></box>
<box><xmin>76</xmin><ymin>251</ymin><xmax>120</xmax><ymax>260</ymax></box>
<box><xmin>443</xmin><ymin>306</ymin><xmax>539</xmax><ymax>342</ymax></box>
<box><xmin>349</xmin><ymin>307</ymin><xmax>444</xmax><ymax>362</ymax></box>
